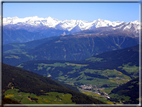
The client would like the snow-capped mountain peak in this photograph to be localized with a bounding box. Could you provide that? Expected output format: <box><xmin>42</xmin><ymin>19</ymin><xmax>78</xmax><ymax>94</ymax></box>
<box><xmin>3</xmin><ymin>16</ymin><xmax>140</xmax><ymax>36</ymax></box>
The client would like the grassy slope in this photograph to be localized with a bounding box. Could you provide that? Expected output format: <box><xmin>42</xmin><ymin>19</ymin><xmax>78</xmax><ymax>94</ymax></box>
<box><xmin>2</xmin><ymin>63</ymin><xmax>105</xmax><ymax>104</ymax></box>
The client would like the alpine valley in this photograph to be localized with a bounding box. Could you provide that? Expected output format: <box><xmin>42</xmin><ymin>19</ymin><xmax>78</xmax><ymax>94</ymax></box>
<box><xmin>2</xmin><ymin>16</ymin><xmax>140</xmax><ymax>105</ymax></box>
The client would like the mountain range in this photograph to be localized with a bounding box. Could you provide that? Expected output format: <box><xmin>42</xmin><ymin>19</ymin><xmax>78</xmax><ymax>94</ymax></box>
<box><xmin>2</xmin><ymin>16</ymin><xmax>140</xmax><ymax>105</ymax></box>
<box><xmin>3</xmin><ymin>29</ymin><xmax>139</xmax><ymax>66</ymax></box>
<box><xmin>3</xmin><ymin>16</ymin><xmax>140</xmax><ymax>40</ymax></box>
<box><xmin>3</xmin><ymin>16</ymin><xmax>140</xmax><ymax>33</ymax></box>
<box><xmin>3</xmin><ymin>26</ymin><xmax>70</xmax><ymax>44</ymax></box>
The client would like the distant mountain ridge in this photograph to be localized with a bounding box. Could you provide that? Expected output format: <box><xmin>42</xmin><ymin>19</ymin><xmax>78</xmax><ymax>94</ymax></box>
<box><xmin>3</xmin><ymin>16</ymin><xmax>140</xmax><ymax>36</ymax></box>
<box><xmin>3</xmin><ymin>29</ymin><xmax>139</xmax><ymax>66</ymax></box>
<box><xmin>3</xmin><ymin>26</ymin><xmax>69</xmax><ymax>44</ymax></box>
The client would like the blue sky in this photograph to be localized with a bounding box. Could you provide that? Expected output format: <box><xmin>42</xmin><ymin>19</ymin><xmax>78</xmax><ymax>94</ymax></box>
<box><xmin>3</xmin><ymin>2</ymin><xmax>140</xmax><ymax>22</ymax></box>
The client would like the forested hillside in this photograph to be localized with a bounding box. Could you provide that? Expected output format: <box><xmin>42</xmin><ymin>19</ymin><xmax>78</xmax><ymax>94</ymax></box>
<box><xmin>2</xmin><ymin>63</ymin><xmax>105</xmax><ymax>104</ymax></box>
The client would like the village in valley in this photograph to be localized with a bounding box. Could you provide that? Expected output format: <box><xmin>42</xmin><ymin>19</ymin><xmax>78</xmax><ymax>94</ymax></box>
<box><xmin>79</xmin><ymin>84</ymin><xmax>110</xmax><ymax>99</ymax></box>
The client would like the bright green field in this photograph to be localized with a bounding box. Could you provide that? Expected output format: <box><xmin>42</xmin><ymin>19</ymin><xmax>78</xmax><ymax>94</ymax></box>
<box><xmin>4</xmin><ymin>89</ymin><xmax>74</xmax><ymax>104</ymax></box>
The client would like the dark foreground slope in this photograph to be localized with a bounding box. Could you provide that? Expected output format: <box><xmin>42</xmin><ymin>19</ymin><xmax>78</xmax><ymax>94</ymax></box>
<box><xmin>2</xmin><ymin>63</ymin><xmax>105</xmax><ymax>104</ymax></box>
<box><xmin>109</xmin><ymin>77</ymin><xmax>139</xmax><ymax>104</ymax></box>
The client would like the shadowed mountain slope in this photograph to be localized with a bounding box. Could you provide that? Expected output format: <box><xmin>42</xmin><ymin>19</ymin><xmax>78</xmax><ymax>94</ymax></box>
<box><xmin>109</xmin><ymin>77</ymin><xmax>139</xmax><ymax>104</ymax></box>
<box><xmin>3</xmin><ymin>29</ymin><xmax>139</xmax><ymax>66</ymax></box>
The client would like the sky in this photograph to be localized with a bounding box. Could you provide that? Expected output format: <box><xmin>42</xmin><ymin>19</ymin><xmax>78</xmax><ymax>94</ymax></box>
<box><xmin>2</xmin><ymin>1</ymin><xmax>140</xmax><ymax>22</ymax></box>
